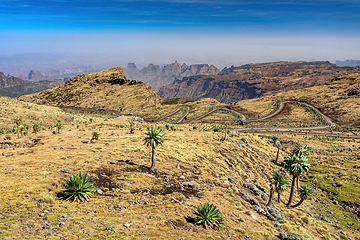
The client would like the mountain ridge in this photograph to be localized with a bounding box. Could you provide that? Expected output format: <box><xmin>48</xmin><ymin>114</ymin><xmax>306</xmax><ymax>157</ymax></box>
<box><xmin>158</xmin><ymin>61</ymin><xmax>360</xmax><ymax>103</ymax></box>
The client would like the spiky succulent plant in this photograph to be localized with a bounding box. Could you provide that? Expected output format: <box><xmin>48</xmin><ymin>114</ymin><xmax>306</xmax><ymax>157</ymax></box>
<box><xmin>60</xmin><ymin>173</ymin><xmax>96</xmax><ymax>202</ymax></box>
<box><xmin>193</xmin><ymin>203</ymin><xmax>224</xmax><ymax>230</ymax></box>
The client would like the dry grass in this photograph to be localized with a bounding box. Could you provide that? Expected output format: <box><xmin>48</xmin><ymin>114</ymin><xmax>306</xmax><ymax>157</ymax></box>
<box><xmin>0</xmin><ymin>99</ymin><xmax>359</xmax><ymax>239</ymax></box>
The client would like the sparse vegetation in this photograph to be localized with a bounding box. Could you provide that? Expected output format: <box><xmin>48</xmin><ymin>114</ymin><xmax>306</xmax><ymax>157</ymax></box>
<box><xmin>58</xmin><ymin>173</ymin><xmax>96</xmax><ymax>202</ymax></box>
<box><xmin>144</xmin><ymin>126</ymin><xmax>165</xmax><ymax>171</ymax></box>
<box><xmin>192</xmin><ymin>203</ymin><xmax>223</xmax><ymax>230</ymax></box>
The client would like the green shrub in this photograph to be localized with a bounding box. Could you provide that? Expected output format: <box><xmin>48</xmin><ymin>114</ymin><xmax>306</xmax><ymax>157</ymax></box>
<box><xmin>192</xmin><ymin>203</ymin><xmax>223</xmax><ymax>230</ymax></box>
<box><xmin>213</xmin><ymin>126</ymin><xmax>220</xmax><ymax>132</ymax></box>
<box><xmin>170</xmin><ymin>125</ymin><xmax>176</xmax><ymax>131</ymax></box>
<box><xmin>59</xmin><ymin>173</ymin><xmax>96</xmax><ymax>202</ymax></box>
<box><xmin>5</xmin><ymin>135</ymin><xmax>11</xmax><ymax>140</ymax></box>
<box><xmin>193</xmin><ymin>126</ymin><xmax>198</xmax><ymax>130</ymax></box>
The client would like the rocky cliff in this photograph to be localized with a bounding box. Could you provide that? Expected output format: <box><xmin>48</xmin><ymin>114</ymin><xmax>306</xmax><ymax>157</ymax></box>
<box><xmin>123</xmin><ymin>61</ymin><xmax>220</xmax><ymax>91</ymax></box>
<box><xmin>17</xmin><ymin>67</ymin><xmax>159</xmax><ymax>113</ymax></box>
<box><xmin>158</xmin><ymin>61</ymin><xmax>360</xmax><ymax>103</ymax></box>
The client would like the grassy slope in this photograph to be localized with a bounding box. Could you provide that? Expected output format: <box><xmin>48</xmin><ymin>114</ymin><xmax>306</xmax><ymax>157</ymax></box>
<box><xmin>0</xmin><ymin>96</ymin><xmax>359</xmax><ymax>239</ymax></box>
<box><xmin>16</xmin><ymin>67</ymin><xmax>159</xmax><ymax>115</ymax></box>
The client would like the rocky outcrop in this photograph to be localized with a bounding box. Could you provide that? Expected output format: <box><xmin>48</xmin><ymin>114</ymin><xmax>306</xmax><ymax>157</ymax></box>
<box><xmin>123</xmin><ymin>61</ymin><xmax>220</xmax><ymax>91</ymax></box>
<box><xmin>28</xmin><ymin>70</ymin><xmax>47</xmax><ymax>81</ymax></box>
<box><xmin>17</xmin><ymin>66</ymin><xmax>159</xmax><ymax>113</ymax></box>
<box><xmin>158</xmin><ymin>61</ymin><xmax>360</xmax><ymax>103</ymax></box>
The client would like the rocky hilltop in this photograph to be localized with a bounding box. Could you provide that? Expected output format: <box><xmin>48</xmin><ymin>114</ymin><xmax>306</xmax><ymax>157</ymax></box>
<box><xmin>158</xmin><ymin>61</ymin><xmax>360</xmax><ymax>103</ymax></box>
<box><xmin>123</xmin><ymin>61</ymin><xmax>219</xmax><ymax>91</ymax></box>
<box><xmin>17</xmin><ymin>67</ymin><xmax>159</xmax><ymax>113</ymax></box>
<box><xmin>28</xmin><ymin>70</ymin><xmax>47</xmax><ymax>81</ymax></box>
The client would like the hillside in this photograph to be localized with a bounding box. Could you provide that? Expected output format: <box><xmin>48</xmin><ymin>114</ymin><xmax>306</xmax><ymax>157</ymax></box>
<box><xmin>16</xmin><ymin>67</ymin><xmax>159</xmax><ymax>114</ymax></box>
<box><xmin>158</xmin><ymin>61</ymin><xmax>360</xmax><ymax>103</ymax></box>
<box><xmin>1</xmin><ymin>76</ymin><xmax>360</xmax><ymax>239</ymax></box>
<box><xmin>233</xmin><ymin>73</ymin><xmax>360</xmax><ymax>128</ymax></box>
<box><xmin>0</xmin><ymin>72</ymin><xmax>65</xmax><ymax>98</ymax></box>
<box><xmin>123</xmin><ymin>61</ymin><xmax>220</xmax><ymax>91</ymax></box>
<box><xmin>0</xmin><ymin>98</ymin><xmax>359</xmax><ymax>239</ymax></box>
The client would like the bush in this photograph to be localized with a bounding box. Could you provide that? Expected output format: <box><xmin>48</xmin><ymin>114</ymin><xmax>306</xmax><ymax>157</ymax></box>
<box><xmin>192</xmin><ymin>203</ymin><xmax>223</xmax><ymax>230</ymax></box>
<box><xmin>213</xmin><ymin>126</ymin><xmax>220</xmax><ymax>132</ymax></box>
<box><xmin>59</xmin><ymin>173</ymin><xmax>96</xmax><ymax>202</ymax></box>
<box><xmin>193</xmin><ymin>126</ymin><xmax>198</xmax><ymax>130</ymax></box>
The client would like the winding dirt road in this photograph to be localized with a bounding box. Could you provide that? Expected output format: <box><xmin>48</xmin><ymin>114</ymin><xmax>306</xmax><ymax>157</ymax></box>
<box><xmin>154</xmin><ymin>101</ymin><xmax>346</xmax><ymax>136</ymax></box>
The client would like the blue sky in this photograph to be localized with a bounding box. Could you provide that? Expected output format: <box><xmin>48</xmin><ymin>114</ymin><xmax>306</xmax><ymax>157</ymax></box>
<box><xmin>1</xmin><ymin>0</ymin><xmax>360</xmax><ymax>73</ymax></box>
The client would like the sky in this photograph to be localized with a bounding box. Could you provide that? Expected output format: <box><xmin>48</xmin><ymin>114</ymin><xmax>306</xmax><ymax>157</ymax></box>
<box><xmin>1</xmin><ymin>0</ymin><xmax>360</xmax><ymax>74</ymax></box>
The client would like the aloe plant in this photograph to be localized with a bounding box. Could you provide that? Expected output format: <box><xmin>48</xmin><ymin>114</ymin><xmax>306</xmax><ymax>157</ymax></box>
<box><xmin>192</xmin><ymin>203</ymin><xmax>223</xmax><ymax>230</ymax></box>
<box><xmin>60</xmin><ymin>173</ymin><xmax>96</xmax><ymax>202</ymax></box>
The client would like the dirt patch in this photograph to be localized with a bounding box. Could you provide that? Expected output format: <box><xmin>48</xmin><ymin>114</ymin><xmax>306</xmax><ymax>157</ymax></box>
<box><xmin>166</xmin><ymin>219</ymin><xmax>202</xmax><ymax>232</ymax></box>
<box><xmin>91</xmin><ymin>167</ymin><xmax>122</xmax><ymax>193</ymax></box>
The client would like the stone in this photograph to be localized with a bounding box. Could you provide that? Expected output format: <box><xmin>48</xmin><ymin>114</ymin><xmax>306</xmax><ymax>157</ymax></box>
<box><xmin>267</xmin><ymin>207</ymin><xmax>283</xmax><ymax>220</ymax></box>
<box><xmin>244</xmin><ymin>211</ymin><xmax>257</xmax><ymax>220</ymax></box>
<box><xmin>123</xmin><ymin>223</ymin><xmax>131</xmax><ymax>228</ymax></box>
<box><xmin>106</xmin><ymin>224</ymin><xmax>116</xmax><ymax>231</ymax></box>
<box><xmin>238</xmin><ymin>217</ymin><xmax>245</xmax><ymax>222</ymax></box>
<box><xmin>110</xmin><ymin>160</ymin><xmax>117</xmax><ymax>164</ymax></box>
<box><xmin>353</xmin><ymin>165</ymin><xmax>360</xmax><ymax>169</ymax></box>
<box><xmin>2</xmin><ymin>152</ymin><xmax>9</xmax><ymax>156</ymax></box>
<box><xmin>228</xmin><ymin>174</ymin><xmax>239</xmax><ymax>184</ymax></box>
<box><xmin>96</xmin><ymin>189</ymin><xmax>103</xmax><ymax>195</ymax></box>
<box><xmin>5</xmin><ymin>166</ymin><xmax>10</xmax><ymax>171</ymax></box>
<box><xmin>60</xmin><ymin>169</ymin><xmax>71</xmax><ymax>173</ymax></box>
<box><xmin>182</xmin><ymin>181</ymin><xmax>200</xmax><ymax>191</ymax></box>
<box><xmin>223</xmin><ymin>180</ymin><xmax>230</xmax><ymax>188</ymax></box>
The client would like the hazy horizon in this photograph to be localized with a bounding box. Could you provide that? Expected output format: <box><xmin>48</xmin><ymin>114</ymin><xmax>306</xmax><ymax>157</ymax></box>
<box><xmin>1</xmin><ymin>0</ymin><xmax>360</xmax><ymax>76</ymax></box>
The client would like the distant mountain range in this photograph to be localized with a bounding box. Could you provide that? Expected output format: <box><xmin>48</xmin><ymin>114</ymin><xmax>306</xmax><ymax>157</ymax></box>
<box><xmin>158</xmin><ymin>61</ymin><xmax>360</xmax><ymax>103</ymax></box>
<box><xmin>335</xmin><ymin>60</ymin><xmax>360</xmax><ymax>67</ymax></box>
<box><xmin>0</xmin><ymin>72</ymin><xmax>65</xmax><ymax>98</ymax></box>
<box><xmin>123</xmin><ymin>61</ymin><xmax>219</xmax><ymax>91</ymax></box>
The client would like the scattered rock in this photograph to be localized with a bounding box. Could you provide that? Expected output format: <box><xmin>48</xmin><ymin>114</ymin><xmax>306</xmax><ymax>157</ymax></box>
<box><xmin>106</xmin><ymin>224</ymin><xmax>116</xmax><ymax>231</ymax></box>
<box><xmin>182</xmin><ymin>181</ymin><xmax>200</xmax><ymax>191</ymax></box>
<box><xmin>110</xmin><ymin>160</ymin><xmax>117</xmax><ymax>164</ymax></box>
<box><xmin>223</xmin><ymin>180</ymin><xmax>230</xmax><ymax>188</ymax></box>
<box><xmin>267</xmin><ymin>207</ymin><xmax>283</xmax><ymax>221</ymax></box>
<box><xmin>228</xmin><ymin>174</ymin><xmax>239</xmax><ymax>184</ymax></box>
<box><xmin>60</xmin><ymin>169</ymin><xmax>71</xmax><ymax>173</ymax></box>
<box><xmin>243</xmin><ymin>183</ymin><xmax>269</xmax><ymax>202</ymax></box>
<box><xmin>244</xmin><ymin>211</ymin><xmax>257</xmax><ymax>220</ymax></box>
